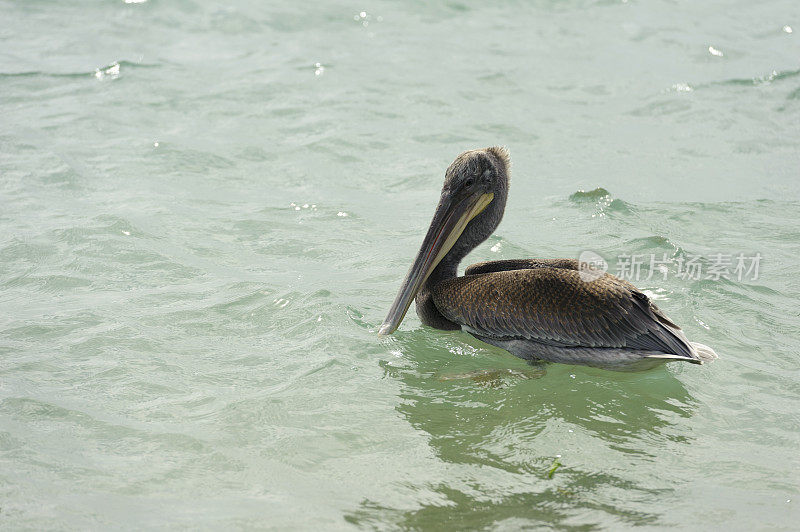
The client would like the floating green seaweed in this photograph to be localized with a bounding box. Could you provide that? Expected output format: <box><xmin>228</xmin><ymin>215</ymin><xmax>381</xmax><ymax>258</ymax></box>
<box><xmin>547</xmin><ymin>458</ymin><xmax>562</xmax><ymax>479</ymax></box>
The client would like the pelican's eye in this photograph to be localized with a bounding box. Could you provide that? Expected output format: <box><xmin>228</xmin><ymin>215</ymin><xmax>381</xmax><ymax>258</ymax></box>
<box><xmin>463</xmin><ymin>177</ymin><xmax>474</xmax><ymax>188</ymax></box>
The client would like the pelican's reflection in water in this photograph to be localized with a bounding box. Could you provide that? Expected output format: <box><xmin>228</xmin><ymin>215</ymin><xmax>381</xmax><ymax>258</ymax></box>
<box><xmin>347</xmin><ymin>331</ymin><xmax>698</xmax><ymax>529</ymax></box>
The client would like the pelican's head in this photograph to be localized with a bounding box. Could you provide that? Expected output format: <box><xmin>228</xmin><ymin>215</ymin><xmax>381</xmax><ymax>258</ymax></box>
<box><xmin>378</xmin><ymin>146</ymin><xmax>511</xmax><ymax>336</ymax></box>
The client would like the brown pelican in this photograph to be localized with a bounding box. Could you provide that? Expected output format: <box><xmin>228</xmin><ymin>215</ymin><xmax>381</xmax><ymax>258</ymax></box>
<box><xmin>378</xmin><ymin>147</ymin><xmax>717</xmax><ymax>371</ymax></box>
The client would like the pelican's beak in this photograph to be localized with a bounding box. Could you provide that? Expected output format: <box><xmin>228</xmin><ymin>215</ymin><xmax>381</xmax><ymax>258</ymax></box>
<box><xmin>378</xmin><ymin>190</ymin><xmax>494</xmax><ymax>336</ymax></box>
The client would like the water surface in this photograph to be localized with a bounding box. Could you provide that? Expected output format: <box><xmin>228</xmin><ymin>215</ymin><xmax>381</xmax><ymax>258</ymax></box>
<box><xmin>1</xmin><ymin>0</ymin><xmax>799</xmax><ymax>529</ymax></box>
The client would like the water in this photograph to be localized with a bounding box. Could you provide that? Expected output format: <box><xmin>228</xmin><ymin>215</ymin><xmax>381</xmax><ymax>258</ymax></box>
<box><xmin>2</xmin><ymin>0</ymin><xmax>799</xmax><ymax>529</ymax></box>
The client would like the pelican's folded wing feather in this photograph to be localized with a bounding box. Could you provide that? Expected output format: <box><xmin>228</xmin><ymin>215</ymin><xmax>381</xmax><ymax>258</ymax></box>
<box><xmin>464</xmin><ymin>258</ymin><xmax>580</xmax><ymax>275</ymax></box>
<box><xmin>432</xmin><ymin>267</ymin><xmax>697</xmax><ymax>359</ymax></box>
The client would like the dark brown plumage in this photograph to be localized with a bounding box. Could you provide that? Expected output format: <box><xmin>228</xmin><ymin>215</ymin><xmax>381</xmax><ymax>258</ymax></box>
<box><xmin>434</xmin><ymin>260</ymin><xmax>693</xmax><ymax>356</ymax></box>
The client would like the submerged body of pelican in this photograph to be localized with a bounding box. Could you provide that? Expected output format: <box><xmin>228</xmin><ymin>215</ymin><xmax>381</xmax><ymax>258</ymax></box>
<box><xmin>378</xmin><ymin>147</ymin><xmax>717</xmax><ymax>371</ymax></box>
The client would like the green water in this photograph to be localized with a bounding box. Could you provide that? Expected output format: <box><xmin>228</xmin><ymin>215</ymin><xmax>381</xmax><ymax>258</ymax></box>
<box><xmin>2</xmin><ymin>0</ymin><xmax>799</xmax><ymax>529</ymax></box>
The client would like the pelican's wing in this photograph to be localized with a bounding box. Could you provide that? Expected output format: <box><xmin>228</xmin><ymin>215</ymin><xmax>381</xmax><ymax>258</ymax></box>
<box><xmin>432</xmin><ymin>267</ymin><xmax>697</xmax><ymax>358</ymax></box>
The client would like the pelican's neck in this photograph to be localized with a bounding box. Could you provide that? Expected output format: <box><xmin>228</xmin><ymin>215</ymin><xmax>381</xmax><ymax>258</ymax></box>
<box><xmin>428</xmin><ymin>246</ymin><xmax>466</xmax><ymax>284</ymax></box>
<box><xmin>414</xmin><ymin>195</ymin><xmax>504</xmax><ymax>331</ymax></box>
<box><xmin>415</xmin><ymin>256</ymin><xmax>462</xmax><ymax>331</ymax></box>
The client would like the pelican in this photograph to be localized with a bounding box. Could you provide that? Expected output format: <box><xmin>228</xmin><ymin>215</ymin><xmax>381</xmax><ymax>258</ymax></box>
<box><xmin>378</xmin><ymin>147</ymin><xmax>717</xmax><ymax>371</ymax></box>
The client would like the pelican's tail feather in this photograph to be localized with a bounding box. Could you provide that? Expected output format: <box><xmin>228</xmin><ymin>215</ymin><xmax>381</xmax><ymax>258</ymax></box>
<box><xmin>691</xmin><ymin>342</ymin><xmax>718</xmax><ymax>362</ymax></box>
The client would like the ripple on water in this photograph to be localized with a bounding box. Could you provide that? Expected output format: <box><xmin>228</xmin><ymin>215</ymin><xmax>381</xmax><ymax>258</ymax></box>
<box><xmin>707</xmin><ymin>68</ymin><xmax>800</xmax><ymax>88</ymax></box>
<box><xmin>568</xmin><ymin>187</ymin><xmax>632</xmax><ymax>215</ymax></box>
<box><xmin>93</xmin><ymin>62</ymin><xmax>120</xmax><ymax>80</ymax></box>
<box><xmin>629</xmin><ymin>99</ymin><xmax>692</xmax><ymax>117</ymax></box>
<box><xmin>569</xmin><ymin>187</ymin><xmax>612</xmax><ymax>201</ymax></box>
<box><xmin>154</xmin><ymin>146</ymin><xmax>237</xmax><ymax>176</ymax></box>
<box><xmin>623</xmin><ymin>235</ymin><xmax>681</xmax><ymax>254</ymax></box>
